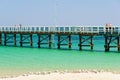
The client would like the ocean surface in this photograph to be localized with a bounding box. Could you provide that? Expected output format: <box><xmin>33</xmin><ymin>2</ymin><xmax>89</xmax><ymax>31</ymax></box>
<box><xmin>0</xmin><ymin>35</ymin><xmax>120</xmax><ymax>77</ymax></box>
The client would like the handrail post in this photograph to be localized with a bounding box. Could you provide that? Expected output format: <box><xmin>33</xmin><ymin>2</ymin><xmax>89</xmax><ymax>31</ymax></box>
<box><xmin>83</xmin><ymin>27</ymin><xmax>85</xmax><ymax>33</ymax></box>
<box><xmin>58</xmin><ymin>27</ymin><xmax>59</xmax><ymax>32</ymax></box>
<box><xmin>104</xmin><ymin>27</ymin><xmax>106</xmax><ymax>34</ymax></box>
<box><xmin>44</xmin><ymin>26</ymin><xmax>45</xmax><ymax>32</ymax></box>
<box><xmin>31</xmin><ymin>27</ymin><xmax>32</xmax><ymax>32</ymax></box>
<box><xmin>69</xmin><ymin>26</ymin><xmax>70</xmax><ymax>32</ymax></box>
<box><xmin>64</xmin><ymin>27</ymin><xmax>65</xmax><ymax>33</ymax></box>
<box><xmin>39</xmin><ymin>27</ymin><xmax>41</xmax><ymax>32</ymax></box>
<box><xmin>34</xmin><ymin>27</ymin><xmax>35</xmax><ymax>32</ymax></box>
<box><xmin>25</xmin><ymin>27</ymin><xmax>27</xmax><ymax>32</ymax></box>
<box><xmin>91</xmin><ymin>27</ymin><xmax>93</xmax><ymax>33</ymax></box>
<box><xmin>74</xmin><ymin>27</ymin><xmax>76</xmax><ymax>33</ymax></box>
<box><xmin>48</xmin><ymin>27</ymin><xmax>50</xmax><ymax>32</ymax></box>
<box><xmin>98</xmin><ymin>27</ymin><xmax>99</xmax><ymax>34</ymax></box>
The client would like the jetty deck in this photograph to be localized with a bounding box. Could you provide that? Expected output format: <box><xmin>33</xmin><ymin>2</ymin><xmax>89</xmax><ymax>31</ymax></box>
<box><xmin>0</xmin><ymin>26</ymin><xmax>120</xmax><ymax>52</ymax></box>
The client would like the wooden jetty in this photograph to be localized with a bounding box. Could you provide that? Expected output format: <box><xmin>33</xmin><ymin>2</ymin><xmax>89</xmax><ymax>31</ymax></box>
<box><xmin>0</xmin><ymin>25</ymin><xmax>120</xmax><ymax>52</ymax></box>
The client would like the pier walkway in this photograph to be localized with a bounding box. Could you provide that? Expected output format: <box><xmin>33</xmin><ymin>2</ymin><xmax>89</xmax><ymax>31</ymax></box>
<box><xmin>0</xmin><ymin>26</ymin><xmax>120</xmax><ymax>52</ymax></box>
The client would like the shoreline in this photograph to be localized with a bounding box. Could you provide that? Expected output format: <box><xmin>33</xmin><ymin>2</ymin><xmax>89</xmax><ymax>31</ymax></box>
<box><xmin>1</xmin><ymin>71</ymin><xmax>120</xmax><ymax>80</ymax></box>
<box><xmin>1</xmin><ymin>70</ymin><xmax>120</xmax><ymax>79</ymax></box>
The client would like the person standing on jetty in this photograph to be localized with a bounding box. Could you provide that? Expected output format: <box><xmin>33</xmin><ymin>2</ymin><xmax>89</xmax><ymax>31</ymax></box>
<box><xmin>105</xmin><ymin>23</ymin><xmax>114</xmax><ymax>32</ymax></box>
<box><xmin>14</xmin><ymin>24</ymin><xmax>22</xmax><ymax>31</ymax></box>
<box><xmin>14</xmin><ymin>24</ymin><xmax>17</xmax><ymax>30</ymax></box>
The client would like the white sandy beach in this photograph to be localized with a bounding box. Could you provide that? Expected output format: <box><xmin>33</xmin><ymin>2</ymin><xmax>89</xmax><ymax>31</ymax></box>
<box><xmin>1</xmin><ymin>72</ymin><xmax>120</xmax><ymax>80</ymax></box>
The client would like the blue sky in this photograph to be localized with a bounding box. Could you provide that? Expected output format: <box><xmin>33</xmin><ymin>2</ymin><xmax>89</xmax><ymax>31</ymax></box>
<box><xmin>0</xmin><ymin>0</ymin><xmax>120</xmax><ymax>26</ymax></box>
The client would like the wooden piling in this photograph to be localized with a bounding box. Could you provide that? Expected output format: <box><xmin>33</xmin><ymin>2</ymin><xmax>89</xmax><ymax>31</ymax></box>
<box><xmin>20</xmin><ymin>34</ymin><xmax>22</xmax><ymax>47</ymax></box>
<box><xmin>14</xmin><ymin>34</ymin><xmax>16</xmax><ymax>46</ymax></box>
<box><xmin>37</xmin><ymin>34</ymin><xmax>52</xmax><ymax>48</ymax></box>
<box><xmin>104</xmin><ymin>36</ymin><xmax>109</xmax><ymax>52</ymax></box>
<box><xmin>78</xmin><ymin>35</ymin><xmax>94</xmax><ymax>50</ymax></box>
<box><xmin>90</xmin><ymin>36</ymin><xmax>93</xmax><ymax>50</ymax></box>
<box><xmin>4</xmin><ymin>34</ymin><xmax>7</xmax><ymax>46</ymax></box>
<box><xmin>58</xmin><ymin>35</ymin><xmax>60</xmax><ymax>49</ymax></box>
<box><xmin>68</xmin><ymin>35</ymin><xmax>71</xmax><ymax>49</ymax></box>
<box><xmin>104</xmin><ymin>35</ymin><xmax>120</xmax><ymax>52</ymax></box>
<box><xmin>117</xmin><ymin>37</ymin><xmax>120</xmax><ymax>51</ymax></box>
<box><xmin>30</xmin><ymin>34</ymin><xmax>33</xmax><ymax>47</ymax></box>
<box><xmin>49</xmin><ymin>34</ymin><xmax>52</xmax><ymax>48</ymax></box>
<box><xmin>79</xmin><ymin>35</ymin><xmax>82</xmax><ymax>50</ymax></box>
<box><xmin>38</xmin><ymin>34</ymin><xmax>40</xmax><ymax>48</ymax></box>
<box><xmin>57</xmin><ymin>35</ymin><xmax>72</xmax><ymax>49</ymax></box>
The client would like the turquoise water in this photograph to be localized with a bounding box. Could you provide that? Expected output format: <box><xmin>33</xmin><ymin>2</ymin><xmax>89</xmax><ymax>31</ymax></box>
<box><xmin>0</xmin><ymin>36</ymin><xmax>120</xmax><ymax>76</ymax></box>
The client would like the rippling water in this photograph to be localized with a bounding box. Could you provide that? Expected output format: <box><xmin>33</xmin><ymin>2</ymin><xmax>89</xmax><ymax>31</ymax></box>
<box><xmin>0</xmin><ymin>35</ymin><xmax>120</xmax><ymax>76</ymax></box>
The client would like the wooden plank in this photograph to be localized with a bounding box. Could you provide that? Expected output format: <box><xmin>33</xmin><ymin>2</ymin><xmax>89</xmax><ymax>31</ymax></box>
<box><xmin>20</xmin><ymin>42</ymin><xmax>31</xmax><ymax>44</ymax></box>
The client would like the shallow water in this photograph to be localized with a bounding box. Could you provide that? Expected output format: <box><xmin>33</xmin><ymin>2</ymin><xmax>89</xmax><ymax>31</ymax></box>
<box><xmin>0</xmin><ymin>36</ymin><xmax>120</xmax><ymax>76</ymax></box>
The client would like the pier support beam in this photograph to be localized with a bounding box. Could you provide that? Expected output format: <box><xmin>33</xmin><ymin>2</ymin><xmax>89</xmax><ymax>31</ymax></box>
<box><xmin>20</xmin><ymin>34</ymin><xmax>33</xmax><ymax>47</ymax></box>
<box><xmin>104</xmin><ymin>35</ymin><xmax>120</xmax><ymax>52</ymax></box>
<box><xmin>48</xmin><ymin>34</ymin><xmax>52</xmax><ymax>48</ymax></box>
<box><xmin>104</xmin><ymin>36</ymin><xmax>109</xmax><ymax>52</ymax></box>
<box><xmin>58</xmin><ymin>35</ymin><xmax>60</xmax><ymax>49</ymax></box>
<box><xmin>79</xmin><ymin>35</ymin><xmax>82</xmax><ymax>50</ymax></box>
<box><xmin>20</xmin><ymin>34</ymin><xmax>23</xmax><ymax>47</ymax></box>
<box><xmin>30</xmin><ymin>34</ymin><xmax>33</xmax><ymax>47</ymax></box>
<box><xmin>14</xmin><ymin>34</ymin><xmax>16</xmax><ymax>46</ymax></box>
<box><xmin>4</xmin><ymin>34</ymin><xmax>16</xmax><ymax>46</ymax></box>
<box><xmin>90</xmin><ymin>36</ymin><xmax>93</xmax><ymax>50</ymax></box>
<box><xmin>117</xmin><ymin>37</ymin><xmax>120</xmax><ymax>51</ymax></box>
<box><xmin>4</xmin><ymin>34</ymin><xmax>6</xmax><ymax>46</ymax></box>
<box><xmin>38</xmin><ymin>34</ymin><xmax>40</xmax><ymax>48</ymax></box>
<box><xmin>57</xmin><ymin>34</ymin><xmax>72</xmax><ymax>49</ymax></box>
<box><xmin>68</xmin><ymin>35</ymin><xmax>72</xmax><ymax>48</ymax></box>
<box><xmin>37</xmin><ymin>34</ymin><xmax>52</xmax><ymax>48</ymax></box>
<box><xmin>78</xmin><ymin>35</ymin><xmax>93</xmax><ymax>50</ymax></box>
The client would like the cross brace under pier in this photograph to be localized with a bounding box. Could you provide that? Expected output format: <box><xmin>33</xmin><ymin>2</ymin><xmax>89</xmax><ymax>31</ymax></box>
<box><xmin>57</xmin><ymin>34</ymin><xmax>72</xmax><ymax>49</ymax></box>
<box><xmin>4</xmin><ymin>34</ymin><xmax>16</xmax><ymax>46</ymax></box>
<box><xmin>104</xmin><ymin>35</ymin><xmax>120</xmax><ymax>52</ymax></box>
<box><xmin>78</xmin><ymin>35</ymin><xmax>93</xmax><ymax>50</ymax></box>
<box><xmin>37</xmin><ymin>34</ymin><xmax>52</xmax><ymax>48</ymax></box>
<box><xmin>20</xmin><ymin>34</ymin><xmax>33</xmax><ymax>47</ymax></box>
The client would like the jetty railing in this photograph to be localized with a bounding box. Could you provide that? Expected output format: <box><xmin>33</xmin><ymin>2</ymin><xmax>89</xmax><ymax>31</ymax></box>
<box><xmin>0</xmin><ymin>26</ymin><xmax>120</xmax><ymax>52</ymax></box>
<box><xmin>0</xmin><ymin>26</ymin><xmax>120</xmax><ymax>34</ymax></box>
